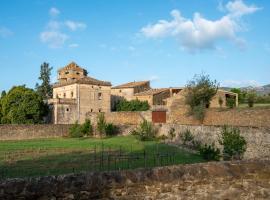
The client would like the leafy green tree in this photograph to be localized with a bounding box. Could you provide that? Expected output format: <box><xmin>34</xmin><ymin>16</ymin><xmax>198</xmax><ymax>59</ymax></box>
<box><xmin>116</xmin><ymin>99</ymin><xmax>150</xmax><ymax>111</ymax></box>
<box><xmin>97</xmin><ymin>113</ymin><xmax>106</xmax><ymax>136</ymax></box>
<box><xmin>36</xmin><ymin>62</ymin><xmax>53</xmax><ymax>100</ymax></box>
<box><xmin>81</xmin><ymin>119</ymin><xmax>93</xmax><ymax>136</ymax></box>
<box><xmin>219</xmin><ymin>126</ymin><xmax>247</xmax><ymax>160</ymax></box>
<box><xmin>247</xmin><ymin>92</ymin><xmax>256</xmax><ymax>107</ymax></box>
<box><xmin>230</xmin><ymin>88</ymin><xmax>247</xmax><ymax>104</ymax></box>
<box><xmin>185</xmin><ymin>73</ymin><xmax>219</xmax><ymax>120</ymax></box>
<box><xmin>1</xmin><ymin>90</ymin><xmax>6</xmax><ymax>98</ymax></box>
<box><xmin>1</xmin><ymin>86</ymin><xmax>48</xmax><ymax>124</ymax></box>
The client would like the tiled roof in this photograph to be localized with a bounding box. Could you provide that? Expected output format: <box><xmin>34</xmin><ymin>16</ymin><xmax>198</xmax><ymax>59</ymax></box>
<box><xmin>135</xmin><ymin>88</ymin><xmax>169</xmax><ymax>96</ymax></box>
<box><xmin>53</xmin><ymin>76</ymin><xmax>111</xmax><ymax>88</ymax></box>
<box><xmin>58</xmin><ymin>62</ymin><xmax>86</xmax><ymax>73</ymax></box>
<box><xmin>112</xmin><ymin>81</ymin><xmax>149</xmax><ymax>89</ymax></box>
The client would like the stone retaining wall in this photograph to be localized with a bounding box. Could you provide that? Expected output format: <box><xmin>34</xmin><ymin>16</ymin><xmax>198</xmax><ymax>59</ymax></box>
<box><xmin>158</xmin><ymin>124</ymin><xmax>270</xmax><ymax>160</ymax></box>
<box><xmin>0</xmin><ymin>160</ymin><xmax>269</xmax><ymax>199</ymax></box>
<box><xmin>0</xmin><ymin>124</ymin><xmax>71</xmax><ymax>140</ymax></box>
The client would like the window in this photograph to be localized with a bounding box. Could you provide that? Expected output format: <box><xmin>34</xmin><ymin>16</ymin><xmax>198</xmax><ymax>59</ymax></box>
<box><xmin>71</xmin><ymin>91</ymin><xmax>74</xmax><ymax>98</ymax></box>
<box><xmin>98</xmin><ymin>92</ymin><xmax>102</xmax><ymax>100</ymax></box>
<box><xmin>119</xmin><ymin>90</ymin><xmax>122</xmax><ymax>93</ymax></box>
<box><xmin>98</xmin><ymin>109</ymin><xmax>102</xmax><ymax>112</ymax></box>
<box><xmin>76</xmin><ymin>72</ymin><xmax>80</xmax><ymax>75</ymax></box>
<box><xmin>65</xmin><ymin>71</ymin><xmax>69</xmax><ymax>74</ymax></box>
<box><xmin>90</xmin><ymin>109</ymin><xmax>93</xmax><ymax>112</ymax></box>
<box><xmin>63</xmin><ymin>93</ymin><xmax>66</xmax><ymax>98</ymax></box>
<box><xmin>66</xmin><ymin>108</ymin><xmax>69</xmax><ymax>112</ymax></box>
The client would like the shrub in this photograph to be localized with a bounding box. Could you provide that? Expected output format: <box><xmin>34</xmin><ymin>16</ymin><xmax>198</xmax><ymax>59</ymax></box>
<box><xmin>185</xmin><ymin>73</ymin><xmax>219</xmax><ymax>120</ymax></box>
<box><xmin>133</xmin><ymin>120</ymin><xmax>157</xmax><ymax>141</ymax></box>
<box><xmin>218</xmin><ymin>96</ymin><xmax>223</xmax><ymax>108</ymax></box>
<box><xmin>180</xmin><ymin>129</ymin><xmax>194</xmax><ymax>145</ymax></box>
<box><xmin>247</xmin><ymin>92</ymin><xmax>256</xmax><ymax>107</ymax></box>
<box><xmin>219</xmin><ymin>126</ymin><xmax>247</xmax><ymax>160</ymax></box>
<box><xmin>199</xmin><ymin>143</ymin><xmax>221</xmax><ymax>161</ymax></box>
<box><xmin>97</xmin><ymin>113</ymin><xmax>106</xmax><ymax>136</ymax></box>
<box><xmin>116</xmin><ymin>99</ymin><xmax>150</xmax><ymax>111</ymax></box>
<box><xmin>168</xmin><ymin>127</ymin><xmax>176</xmax><ymax>139</ymax></box>
<box><xmin>69</xmin><ymin>121</ymin><xmax>84</xmax><ymax>138</ymax></box>
<box><xmin>226</xmin><ymin>97</ymin><xmax>236</xmax><ymax>108</ymax></box>
<box><xmin>81</xmin><ymin>119</ymin><xmax>93</xmax><ymax>136</ymax></box>
<box><xmin>105</xmin><ymin>123</ymin><xmax>119</xmax><ymax>136</ymax></box>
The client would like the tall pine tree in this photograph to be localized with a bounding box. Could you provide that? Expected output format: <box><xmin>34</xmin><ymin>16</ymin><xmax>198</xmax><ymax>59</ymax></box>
<box><xmin>36</xmin><ymin>62</ymin><xmax>53</xmax><ymax>100</ymax></box>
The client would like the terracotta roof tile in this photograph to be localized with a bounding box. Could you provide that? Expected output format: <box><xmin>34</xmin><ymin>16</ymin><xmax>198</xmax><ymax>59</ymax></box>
<box><xmin>112</xmin><ymin>81</ymin><xmax>149</xmax><ymax>89</ymax></box>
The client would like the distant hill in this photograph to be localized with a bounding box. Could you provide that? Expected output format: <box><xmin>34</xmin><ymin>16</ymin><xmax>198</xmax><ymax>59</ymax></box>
<box><xmin>221</xmin><ymin>84</ymin><xmax>270</xmax><ymax>96</ymax></box>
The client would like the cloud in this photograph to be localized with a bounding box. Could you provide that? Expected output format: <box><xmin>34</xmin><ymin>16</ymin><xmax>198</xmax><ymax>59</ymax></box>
<box><xmin>40</xmin><ymin>8</ymin><xmax>86</xmax><ymax>48</ymax></box>
<box><xmin>226</xmin><ymin>0</ymin><xmax>261</xmax><ymax>17</ymax></box>
<box><xmin>140</xmin><ymin>0</ymin><xmax>260</xmax><ymax>52</ymax></box>
<box><xmin>49</xmin><ymin>7</ymin><xmax>60</xmax><ymax>17</ymax></box>
<box><xmin>149</xmin><ymin>75</ymin><xmax>160</xmax><ymax>82</ymax></box>
<box><xmin>222</xmin><ymin>80</ymin><xmax>261</xmax><ymax>87</ymax></box>
<box><xmin>69</xmin><ymin>43</ymin><xmax>79</xmax><ymax>48</ymax></box>
<box><xmin>65</xmin><ymin>20</ymin><xmax>87</xmax><ymax>31</ymax></box>
<box><xmin>0</xmin><ymin>27</ymin><xmax>13</xmax><ymax>38</ymax></box>
<box><xmin>40</xmin><ymin>31</ymin><xmax>68</xmax><ymax>48</ymax></box>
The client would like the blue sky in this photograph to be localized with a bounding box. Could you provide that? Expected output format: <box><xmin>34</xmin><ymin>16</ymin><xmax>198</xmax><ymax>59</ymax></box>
<box><xmin>0</xmin><ymin>0</ymin><xmax>269</xmax><ymax>92</ymax></box>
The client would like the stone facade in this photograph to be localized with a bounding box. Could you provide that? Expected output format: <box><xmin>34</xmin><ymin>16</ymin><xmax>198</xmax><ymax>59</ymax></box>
<box><xmin>1</xmin><ymin>160</ymin><xmax>269</xmax><ymax>199</ymax></box>
<box><xmin>49</xmin><ymin>62</ymin><xmax>111</xmax><ymax>124</ymax></box>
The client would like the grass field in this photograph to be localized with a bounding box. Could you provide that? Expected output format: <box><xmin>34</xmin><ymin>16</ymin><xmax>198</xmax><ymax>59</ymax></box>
<box><xmin>0</xmin><ymin>136</ymin><xmax>204</xmax><ymax>178</ymax></box>
<box><xmin>238</xmin><ymin>103</ymin><xmax>270</xmax><ymax>108</ymax></box>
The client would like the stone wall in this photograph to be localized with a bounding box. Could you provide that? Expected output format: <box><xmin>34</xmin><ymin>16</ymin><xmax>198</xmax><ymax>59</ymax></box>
<box><xmin>157</xmin><ymin>124</ymin><xmax>270</xmax><ymax>160</ymax></box>
<box><xmin>0</xmin><ymin>124</ymin><xmax>71</xmax><ymax>141</ymax></box>
<box><xmin>168</xmin><ymin>106</ymin><xmax>270</xmax><ymax>128</ymax></box>
<box><xmin>0</xmin><ymin>160</ymin><xmax>269</xmax><ymax>199</ymax></box>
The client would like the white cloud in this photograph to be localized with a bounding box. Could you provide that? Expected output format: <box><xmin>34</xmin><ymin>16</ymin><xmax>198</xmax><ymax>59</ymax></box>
<box><xmin>0</xmin><ymin>27</ymin><xmax>13</xmax><ymax>38</ymax></box>
<box><xmin>226</xmin><ymin>0</ymin><xmax>261</xmax><ymax>17</ymax></box>
<box><xmin>140</xmin><ymin>0</ymin><xmax>260</xmax><ymax>52</ymax></box>
<box><xmin>40</xmin><ymin>31</ymin><xmax>68</xmax><ymax>48</ymax></box>
<box><xmin>40</xmin><ymin>8</ymin><xmax>86</xmax><ymax>48</ymax></box>
<box><xmin>222</xmin><ymin>80</ymin><xmax>261</xmax><ymax>87</ymax></box>
<box><xmin>69</xmin><ymin>43</ymin><xmax>79</xmax><ymax>48</ymax></box>
<box><xmin>49</xmin><ymin>7</ymin><xmax>60</xmax><ymax>17</ymax></box>
<box><xmin>65</xmin><ymin>20</ymin><xmax>87</xmax><ymax>31</ymax></box>
<box><xmin>149</xmin><ymin>75</ymin><xmax>159</xmax><ymax>82</ymax></box>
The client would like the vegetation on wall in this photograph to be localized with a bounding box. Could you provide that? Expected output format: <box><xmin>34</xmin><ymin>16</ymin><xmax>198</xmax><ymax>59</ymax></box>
<box><xmin>35</xmin><ymin>62</ymin><xmax>53</xmax><ymax>100</ymax></box>
<box><xmin>69</xmin><ymin>119</ymin><xmax>93</xmax><ymax>138</ymax></box>
<box><xmin>219</xmin><ymin>126</ymin><xmax>247</xmax><ymax>160</ymax></box>
<box><xmin>115</xmin><ymin>99</ymin><xmax>150</xmax><ymax>111</ymax></box>
<box><xmin>185</xmin><ymin>74</ymin><xmax>219</xmax><ymax>120</ymax></box>
<box><xmin>97</xmin><ymin>113</ymin><xmax>119</xmax><ymax>137</ymax></box>
<box><xmin>199</xmin><ymin>143</ymin><xmax>221</xmax><ymax>161</ymax></box>
<box><xmin>132</xmin><ymin>120</ymin><xmax>157</xmax><ymax>141</ymax></box>
<box><xmin>0</xmin><ymin>86</ymin><xmax>48</xmax><ymax>124</ymax></box>
<box><xmin>226</xmin><ymin>97</ymin><xmax>236</xmax><ymax>108</ymax></box>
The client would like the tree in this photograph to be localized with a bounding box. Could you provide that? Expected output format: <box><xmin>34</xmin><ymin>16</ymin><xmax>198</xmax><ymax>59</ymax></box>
<box><xmin>230</xmin><ymin>88</ymin><xmax>247</xmax><ymax>104</ymax></box>
<box><xmin>1</xmin><ymin>90</ymin><xmax>6</xmax><ymax>98</ymax></box>
<box><xmin>116</xmin><ymin>99</ymin><xmax>150</xmax><ymax>111</ymax></box>
<box><xmin>185</xmin><ymin>74</ymin><xmax>219</xmax><ymax>120</ymax></box>
<box><xmin>247</xmin><ymin>92</ymin><xmax>256</xmax><ymax>107</ymax></box>
<box><xmin>36</xmin><ymin>62</ymin><xmax>53</xmax><ymax>100</ymax></box>
<box><xmin>1</xmin><ymin>86</ymin><xmax>48</xmax><ymax>124</ymax></box>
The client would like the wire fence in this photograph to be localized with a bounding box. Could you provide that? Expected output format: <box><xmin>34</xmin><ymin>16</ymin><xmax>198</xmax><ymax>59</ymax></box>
<box><xmin>0</xmin><ymin>143</ymin><xmax>179</xmax><ymax>179</ymax></box>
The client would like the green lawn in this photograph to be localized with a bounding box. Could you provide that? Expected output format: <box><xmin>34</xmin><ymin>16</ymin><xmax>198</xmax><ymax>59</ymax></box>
<box><xmin>0</xmin><ymin>136</ymin><xmax>204</xmax><ymax>178</ymax></box>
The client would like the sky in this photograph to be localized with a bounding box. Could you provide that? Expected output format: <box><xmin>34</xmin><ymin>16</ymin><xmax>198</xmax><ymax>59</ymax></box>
<box><xmin>0</xmin><ymin>0</ymin><xmax>269</xmax><ymax>92</ymax></box>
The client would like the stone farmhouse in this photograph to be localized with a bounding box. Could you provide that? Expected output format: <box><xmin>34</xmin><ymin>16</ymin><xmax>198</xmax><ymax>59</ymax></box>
<box><xmin>49</xmin><ymin>62</ymin><xmax>238</xmax><ymax>124</ymax></box>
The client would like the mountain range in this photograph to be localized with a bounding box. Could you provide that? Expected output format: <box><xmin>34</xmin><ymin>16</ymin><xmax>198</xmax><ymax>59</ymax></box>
<box><xmin>222</xmin><ymin>84</ymin><xmax>270</xmax><ymax>96</ymax></box>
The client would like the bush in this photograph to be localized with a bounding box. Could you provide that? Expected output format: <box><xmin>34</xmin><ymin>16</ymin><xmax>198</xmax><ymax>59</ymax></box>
<box><xmin>81</xmin><ymin>119</ymin><xmax>93</xmax><ymax>136</ymax></box>
<box><xmin>97</xmin><ymin>113</ymin><xmax>106</xmax><ymax>136</ymax></box>
<box><xmin>168</xmin><ymin>127</ymin><xmax>176</xmax><ymax>139</ymax></box>
<box><xmin>69</xmin><ymin>121</ymin><xmax>84</xmax><ymax>138</ymax></box>
<box><xmin>105</xmin><ymin>123</ymin><xmax>119</xmax><ymax>136</ymax></box>
<box><xmin>180</xmin><ymin>129</ymin><xmax>194</xmax><ymax>145</ymax></box>
<box><xmin>132</xmin><ymin>120</ymin><xmax>157</xmax><ymax>141</ymax></box>
<box><xmin>199</xmin><ymin>143</ymin><xmax>221</xmax><ymax>161</ymax></box>
<box><xmin>226</xmin><ymin>97</ymin><xmax>236</xmax><ymax>108</ymax></box>
<box><xmin>218</xmin><ymin>96</ymin><xmax>223</xmax><ymax>108</ymax></box>
<box><xmin>247</xmin><ymin>92</ymin><xmax>256</xmax><ymax>107</ymax></box>
<box><xmin>219</xmin><ymin>126</ymin><xmax>247</xmax><ymax>160</ymax></box>
<box><xmin>116</xmin><ymin>99</ymin><xmax>150</xmax><ymax>111</ymax></box>
<box><xmin>185</xmin><ymin>73</ymin><xmax>219</xmax><ymax>120</ymax></box>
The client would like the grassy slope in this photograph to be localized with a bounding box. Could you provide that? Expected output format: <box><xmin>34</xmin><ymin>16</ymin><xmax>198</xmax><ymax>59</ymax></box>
<box><xmin>0</xmin><ymin>136</ymin><xmax>204</xmax><ymax>178</ymax></box>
